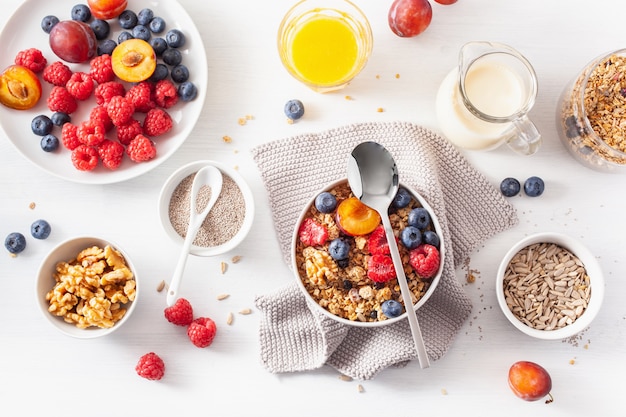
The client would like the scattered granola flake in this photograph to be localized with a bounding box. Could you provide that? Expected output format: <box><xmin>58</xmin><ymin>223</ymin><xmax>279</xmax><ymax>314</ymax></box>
<box><xmin>584</xmin><ymin>343</ymin><xmax>589</xmax><ymax>350</ymax></box>
<box><xmin>344</xmin><ymin>95</ymin><xmax>353</xmax><ymax>100</ymax></box>
<box><xmin>233</xmin><ymin>165</ymin><xmax>239</xmax><ymax>170</ymax></box>
<box><xmin>156</xmin><ymin>280</ymin><xmax>167</xmax><ymax>292</ymax></box>
<box><xmin>245</xmin><ymin>114</ymin><xmax>254</xmax><ymax>120</ymax></box>
<box><xmin>395</xmin><ymin>73</ymin><xmax>400</xmax><ymax>79</ymax></box>
<box><xmin>441</xmin><ymin>388</ymin><xmax>448</xmax><ymax>395</ymax></box>
<box><xmin>226</xmin><ymin>312</ymin><xmax>234</xmax><ymax>325</ymax></box>
<box><xmin>231</xmin><ymin>255</ymin><xmax>242</xmax><ymax>264</ymax></box>
<box><xmin>376</xmin><ymin>107</ymin><xmax>384</xmax><ymax>113</ymax></box>
<box><xmin>338</xmin><ymin>374</ymin><xmax>353</xmax><ymax>382</ymax></box>
<box><xmin>216</xmin><ymin>293</ymin><xmax>230</xmax><ymax>301</ymax></box>
<box><xmin>238</xmin><ymin>308</ymin><xmax>252</xmax><ymax>315</ymax></box>
<box><xmin>466</xmin><ymin>272</ymin><xmax>476</xmax><ymax>283</ymax></box>
<box><xmin>222</xmin><ymin>135</ymin><xmax>232</xmax><ymax>143</ymax></box>
<box><xmin>29</xmin><ymin>202</ymin><xmax>36</xmax><ymax>210</ymax></box>
<box><xmin>220</xmin><ymin>261</ymin><xmax>228</xmax><ymax>274</ymax></box>
<box><xmin>286</xmin><ymin>118</ymin><xmax>294</xmax><ymax>125</ymax></box>
<box><xmin>569</xmin><ymin>358</ymin><xmax>576</xmax><ymax>365</ymax></box>
<box><xmin>375</xmin><ymin>74</ymin><xmax>380</xmax><ymax>79</ymax></box>
<box><xmin>237</xmin><ymin>117</ymin><xmax>247</xmax><ymax>126</ymax></box>
<box><xmin>357</xmin><ymin>384</ymin><xmax>365</xmax><ymax>393</ymax></box>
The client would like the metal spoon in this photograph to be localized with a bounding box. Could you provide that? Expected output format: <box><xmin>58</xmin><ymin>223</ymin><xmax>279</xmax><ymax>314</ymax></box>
<box><xmin>166</xmin><ymin>165</ymin><xmax>223</xmax><ymax>307</ymax></box>
<box><xmin>347</xmin><ymin>141</ymin><xmax>430</xmax><ymax>369</ymax></box>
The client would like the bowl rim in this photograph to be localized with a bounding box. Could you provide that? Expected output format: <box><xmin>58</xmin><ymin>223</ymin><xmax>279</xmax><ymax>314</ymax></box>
<box><xmin>36</xmin><ymin>236</ymin><xmax>139</xmax><ymax>339</ymax></box>
<box><xmin>291</xmin><ymin>178</ymin><xmax>445</xmax><ymax>327</ymax></box>
<box><xmin>158</xmin><ymin>160</ymin><xmax>255</xmax><ymax>257</ymax></box>
<box><xmin>495</xmin><ymin>231</ymin><xmax>604</xmax><ymax>340</ymax></box>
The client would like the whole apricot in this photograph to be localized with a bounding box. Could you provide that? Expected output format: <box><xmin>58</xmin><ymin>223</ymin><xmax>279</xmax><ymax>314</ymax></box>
<box><xmin>508</xmin><ymin>361</ymin><xmax>553</xmax><ymax>403</ymax></box>
<box><xmin>335</xmin><ymin>197</ymin><xmax>381</xmax><ymax>236</ymax></box>
<box><xmin>87</xmin><ymin>0</ymin><xmax>128</xmax><ymax>20</ymax></box>
<box><xmin>0</xmin><ymin>65</ymin><xmax>42</xmax><ymax>110</ymax></box>
<box><xmin>112</xmin><ymin>39</ymin><xmax>157</xmax><ymax>82</ymax></box>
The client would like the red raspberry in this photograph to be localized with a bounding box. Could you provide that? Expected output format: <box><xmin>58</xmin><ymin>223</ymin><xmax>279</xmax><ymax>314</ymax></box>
<box><xmin>368</xmin><ymin>226</ymin><xmax>394</xmax><ymax>255</ymax></box>
<box><xmin>71</xmin><ymin>144</ymin><xmax>99</xmax><ymax>171</ymax></box>
<box><xmin>298</xmin><ymin>218</ymin><xmax>328</xmax><ymax>247</ymax></box>
<box><xmin>135</xmin><ymin>352</ymin><xmax>165</xmax><ymax>381</ymax></box>
<box><xmin>367</xmin><ymin>254</ymin><xmax>397</xmax><ymax>283</ymax></box>
<box><xmin>66</xmin><ymin>72</ymin><xmax>95</xmax><ymax>101</ymax></box>
<box><xmin>126</xmin><ymin>134</ymin><xmax>156</xmax><ymax>162</ymax></box>
<box><xmin>409</xmin><ymin>244</ymin><xmax>440</xmax><ymax>279</ymax></box>
<box><xmin>97</xmin><ymin>139</ymin><xmax>125</xmax><ymax>170</ymax></box>
<box><xmin>164</xmin><ymin>298</ymin><xmax>194</xmax><ymax>326</ymax></box>
<box><xmin>14</xmin><ymin>48</ymin><xmax>47</xmax><ymax>73</ymax></box>
<box><xmin>89</xmin><ymin>54</ymin><xmax>115</xmax><ymax>84</ymax></box>
<box><xmin>95</xmin><ymin>81</ymin><xmax>125</xmax><ymax>106</ymax></box>
<box><xmin>43</xmin><ymin>61</ymin><xmax>73</xmax><ymax>86</ymax></box>
<box><xmin>89</xmin><ymin>106</ymin><xmax>113</xmax><ymax>132</ymax></box>
<box><xmin>153</xmin><ymin>79</ymin><xmax>178</xmax><ymax>109</ymax></box>
<box><xmin>61</xmin><ymin>122</ymin><xmax>80</xmax><ymax>150</ymax></box>
<box><xmin>47</xmin><ymin>86</ymin><xmax>78</xmax><ymax>114</ymax></box>
<box><xmin>106</xmin><ymin>95</ymin><xmax>135</xmax><ymax>126</ymax></box>
<box><xmin>116</xmin><ymin>118</ymin><xmax>143</xmax><ymax>145</ymax></box>
<box><xmin>77</xmin><ymin>120</ymin><xmax>106</xmax><ymax>146</ymax></box>
<box><xmin>187</xmin><ymin>317</ymin><xmax>217</xmax><ymax>348</ymax></box>
<box><xmin>126</xmin><ymin>82</ymin><xmax>156</xmax><ymax>113</ymax></box>
<box><xmin>143</xmin><ymin>108</ymin><xmax>173</xmax><ymax>137</ymax></box>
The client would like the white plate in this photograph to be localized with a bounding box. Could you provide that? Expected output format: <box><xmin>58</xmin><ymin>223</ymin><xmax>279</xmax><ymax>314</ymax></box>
<box><xmin>0</xmin><ymin>0</ymin><xmax>207</xmax><ymax>184</ymax></box>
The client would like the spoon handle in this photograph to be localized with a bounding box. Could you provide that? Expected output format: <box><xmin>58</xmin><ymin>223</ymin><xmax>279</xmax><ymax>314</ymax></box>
<box><xmin>381</xmin><ymin>214</ymin><xmax>431</xmax><ymax>369</ymax></box>
<box><xmin>166</xmin><ymin>229</ymin><xmax>196</xmax><ymax>307</ymax></box>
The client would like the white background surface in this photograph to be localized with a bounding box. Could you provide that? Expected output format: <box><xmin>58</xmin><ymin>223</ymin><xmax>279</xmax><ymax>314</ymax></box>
<box><xmin>1</xmin><ymin>0</ymin><xmax>625</xmax><ymax>415</ymax></box>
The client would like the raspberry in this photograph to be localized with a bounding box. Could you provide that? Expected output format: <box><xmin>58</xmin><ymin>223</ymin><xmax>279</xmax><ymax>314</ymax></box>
<box><xmin>153</xmin><ymin>79</ymin><xmax>179</xmax><ymax>109</ymax></box>
<box><xmin>106</xmin><ymin>95</ymin><xmax>135</xmax><ymax>126</ymax></box>
<box><xmin>164</xmin><ymin>298</ymin><xmax>194</xmax><ymax>326</ymax></box>
<box><xmin>298</xmin><ymin>218</ymin><xmax>328</xmax><ymax>247</ymax></box>
<box><xmin>95</xmin><ymin>81</ymin><xmax>125</xmax><ymax>106</ymax></box>
<box><xmin>66</xmin><ymin>72</ymin><xmax>94</xmax><ymax>100</ymax></box>
<box><xmin>135</xmin><ymin>352</ymin><xmax>165</xmax><ymax>381</ymax></box>
<box><xmin>14</xmin><ymin>48</ymin><xmax>47</xmax><ymax>73</ymax></box>
<box><xmin>368</xmin><ymin>226</ymin><xmax>393</xmax><ymax>255</ymax></box>
<box><xmin>126</xmin><ymin>134</ymin><xmax>156</xmax><ymax>162</ymax></box>
<box><xmin>89</xmin><ymin>106</ymin><xmax>113</xmax><ymax>132</ymax></box>
<box><xmin>61</xmin><ymin>123</ymin><xmax>80</xmax><ymax>150</ymax></box>
<box><xmin>143</xmin><ymin>108</ymin><xmax>173</xmax><ymax>137</ymax></box>
<box><xmin>97</xmin><ymin>139</ymin><xmax>125</xmax><ymax>170</ymax></box>
<box><xmin>126</xmin><ymin>82</ymin><xmax>155</xmax><ymax>113</ymax></box>
<box><xmin>71</xmin><ymin>144</ymin><xmax>99</xmax><ymax>171</ymax></box>
<box><xmin>77</xmin><ymin>120</ymin><xmax>106</xmax><ymax>146</ymax></box>
<box><xmin>47</xmin><ymin>86</ymin><xmax>78</xmax><ymax>114</ymax></box>
<box><xmin>367</xmin><ymin>254</ymin><xmax>396</xmax><ymax>283</ymax></box>
<box><xmin>89</xmin><ymin>54</ymin><xmax>115</xmax><ymax>84</ymax></box>
<box><xmin>116</xmin><ymin>118</ymin><xmax>143</xmax><ymax>145</ymax></box>
<box><xmin>43</xmin><ymin>61</ymin><xmax>73</xmax><ymax>86</ymax></box>
<box><xmin>409</xmin><ymin>244</ymin><xmax>440</xmax><ymax>279</ymax></box>
<box><xmin>187</xmin><ymin>317</ymin><xmax>217</xmax><ymax>348</ymax></box>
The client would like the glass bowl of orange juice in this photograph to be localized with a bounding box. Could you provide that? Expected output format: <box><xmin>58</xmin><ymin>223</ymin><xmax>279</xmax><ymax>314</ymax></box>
<box><xmin>278</xmin><ymin>0</ymin><xmax>373</xmax><ymax>93</ymax></box>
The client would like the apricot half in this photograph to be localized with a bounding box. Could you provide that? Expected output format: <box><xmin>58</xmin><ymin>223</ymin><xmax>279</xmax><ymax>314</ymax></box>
<box><xmin>335</xmin><ymin>197</ymin><xmax>381</xmax><ymax>236</ymax></box>
<box><xmin>88</xmin><ymin>0</ymin><xmax>128</xmax><ymax>20</ymax></box>
<box><xmin>0</xmin><ymin>65</ymin><xmax>42</xmax><ymax>110</ymax></box>
<box><xmin>112</xmin><ymin>39</ymin><xmax>157</xmax><ymax>83</ymax></box>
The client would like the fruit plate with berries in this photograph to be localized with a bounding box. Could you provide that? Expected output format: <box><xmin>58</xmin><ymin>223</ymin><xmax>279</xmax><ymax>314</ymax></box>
<box><xmin>291</xmin><ymin>179</ymin><xmax>445</xmax><ymax>327</ymax></box>
<box><xmin>0</xmin><ymin>0</ymin><xmax>207</xmax><ymax>184</ymax></box>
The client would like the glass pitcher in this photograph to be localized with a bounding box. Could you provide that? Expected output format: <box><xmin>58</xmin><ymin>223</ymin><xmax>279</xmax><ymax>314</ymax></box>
<box><xmin>435</xmin><ymin>41</ymin><xmax>541</xmax><ymax>155</ymax></box>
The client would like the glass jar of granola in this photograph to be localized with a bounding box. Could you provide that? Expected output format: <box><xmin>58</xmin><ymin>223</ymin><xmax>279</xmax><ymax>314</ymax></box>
<box><xmin>557</xmin><ymin>48</ymin><xmax>626</xmax><ymax>173</ymax></box>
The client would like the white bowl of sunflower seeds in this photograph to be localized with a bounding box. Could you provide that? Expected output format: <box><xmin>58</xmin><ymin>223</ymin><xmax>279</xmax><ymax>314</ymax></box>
<box><xmin>496</xmin><ymin>232</ymin><xmax>604</xmax><ymax>340</ymax></box>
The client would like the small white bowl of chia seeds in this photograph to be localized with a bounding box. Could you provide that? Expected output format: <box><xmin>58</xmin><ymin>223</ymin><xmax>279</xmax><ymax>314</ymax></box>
<box><xmin>158</xmin><ymin>160</ymin><xmax>254</xmax><ymax>256</ymax></box>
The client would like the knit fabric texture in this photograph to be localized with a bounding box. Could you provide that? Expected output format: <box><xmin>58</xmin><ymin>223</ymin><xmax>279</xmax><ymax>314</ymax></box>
<box><xmin>251</xmin><ymin>122</ymin><xmax>518</xmax><ymax>380</ymax></box>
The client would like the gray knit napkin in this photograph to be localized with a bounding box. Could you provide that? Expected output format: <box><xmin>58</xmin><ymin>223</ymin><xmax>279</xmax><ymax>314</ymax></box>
<box><xmin>251</xmin><ymin>122</ymin><xmax>518</xmax><ymax>380</ymax></box>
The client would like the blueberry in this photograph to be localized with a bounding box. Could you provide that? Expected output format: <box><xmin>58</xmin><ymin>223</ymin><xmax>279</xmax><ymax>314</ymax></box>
<box><xmin>51</xmin><ymin>112</ymin><xmax>71</xmax><ymax>127</ymax></box>
<box><xmin>41</xmin><ymin>15</ymin><xmax>59</xmax><ymax>34</ymax></box>
<box><xmin>149</xmin><ymin>16</ymin><xmax>166</xmax><ymax>33</ymax></box>
<box><xmin>314</xmin><ymin>191</ymin><xmax>337</xmax><ymax>213</ymax></box>
<box><xmin>90</xmin><ymin>19</ymin><xmax>110</xmax><ymax>40</ymax></box>
<box><xmin>337</xmin><ymin>258</ymin><xmax>349</xmax><ymax>268</ymax></box>
<box><xmin>165</xmin><ymin>29</ymin><xmax>185</xmax><ymax>48</ymax></box>
<box><xmin>328</xmin><ymin>238</ymin><xmax>350</xmax><ymax>261</ymax></box>
<box><xmin>500</xmin><ymin>177</ymin><xmax>521</xmax><ymax>197</ymax></box>
<box><xmin>150</xmin><ymin>63</ymin><xmax>169</xmax><ymax>82</ymax></box>
<box><xmin>137</xmin><ymin>8</ymin><xmax>154</xmax><ymax>26</ymax></box>
<box><xmin>71</xmin><ymin>4</ymin><xmax>91</xmax><ymax>22</ymax></box>
<box><xmin>177</xmin><ymin>81</ymin><xmax>197</xmax><ymax>102</ymax></box>
<box><xmin>524</xmin><ymin>176</ymin><xmax>545</xmax><ymax>197</ymax></box>
<box><xmin>31</xmin><ymin>115</ymin><xmax>53</xmax><ymax>136</ymax></box>
<box><xmin>98</xmin><ymin>39</ymin><xmax>117</xmax><ymax>56</ymax></box>
<box><xmin>118</xmin><ymin>31</ymin><xmax>134</xmax><ymax>44</ymax></box>
<box><xmin>408</xmin><ymin>207</ymin><xmax>430</xmax><ymax>230</ymax></box>
<box><xmin>5</xmin><ymin>232</ymin><xmax>26</xmax><ymax>254</ymax></box>
<box><xmin>162</xmin><ymin>48</ymin><xmax>182</xmax><ymax>66</ymax></box>
<box><xmin>149</xmin><ymin>38</ymin><xmax>168</xmax><ymax>56</ymax></box>
<box><xmin>41</xmin><ymin>134</ymin><xmax>59</xmax><ymax>152</ymax></box>
<box><xmin>392</xmin><ymin>187</ymin><xmax>411</xmax><ymax>209</ymax></box>
<box><xmin>381</xmin><ymin>300</ymin><xmax>403</xmax><ymax>318</ymax></box>
<box><xmin>400</xmin><ymin>226</ymin><xmax>422</xmax><ymax>250</ymax></box>
<box><xmin>131</xmin><ymin>25</ymin><xmax>150</xmax><ymax>41</ymax></box>
<box><xmin>423</xmin><ymin>230</ymin><xmax>440</xmax><ymax>249</ymax></box>
<box><xmin>31</xmin><ymin>219</ymin><xmax>51</xmax><ymax>240</ymax></box>
<box><xmin>284</xmin><ymin>99</ymin><xmax>305</xmax><ymax>120</ymax></box>
<box><xmin>171</xmin><ymin>65</ymin><xmax>189</xmax><ymax>83</ymax></box>
<box><xmin>369</xmin><ymin>310</ymin><xmax>378</xmax><ymax>319</ymax></box>
<box><xmin>342</xmin><ymin>280</ymin><xmax>352</xmax><ymax>290</ymax></box>
<box><xmin>118</xmin><ymin>10</ymin><xmax>138</xmax><ymax>29</ymax></box>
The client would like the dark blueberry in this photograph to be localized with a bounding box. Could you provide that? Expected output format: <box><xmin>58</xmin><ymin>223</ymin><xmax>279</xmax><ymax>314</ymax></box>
<box><xmin>98</xmin><ymin>39</ymin><xmax>117</xmax><ymax>56</ymax></box>
<box><xmin>177</xmin><ymin>81</ymin><xmax>197</xmax><ymax>102</ymax></box>
<box><xmin>500</xmin><ymin>177</ymin><xmax>521</xmax><ymax>197</ymax></box>
<box><xmin>149</xmin><ymin>37</ymin><xmax>168</xmax><ymax>56</ymax></box>
<box><xmin>137</xmin><ymin>8</ymin><xmax>154</xmax><ymax>26</ymax></box>
<box><xmin>342</xmin><ymin>280</ymin><xmax>353</xmax><ymax>290</ymax></box>
<box><xmin>565</xmin><ymin>115</ymin><xmax>582</xmax><ymax>138</ymax></box>
<box><xmin>150</xmin><ymin>63</ymin><xmax>169</xmax><ymax>82</ymax></box>
<box><xmin>5</xmin><ymin>232</ymin><xmax>26</xmax><ymax>254</ymax></box>
<box><xmin>165</xmin><ymin>29</ymin><xmax>185</xmax><ymax>48</ymax></box>
<box><xmin>392</xmin><ymin>187</ymin><xmax>412</xmax><ymax>209</ymax></box>
<box><xmin>71</xmin><ymin>4</ymin><xmax>91</xmax><ymax>22</ymax></box>
<box><xmin>51</xmin><ymin>112</ymin><xmax>71</xmax><ymax>127</ymax></box>
<box><xmin>31</xmin><ymin>219</ymin><xmax>51</xmax><ymax>240</ymax></box>
<box><xmin>41</xmin><ymin>134</ymin><xmax>59</xmax><ymax>152</ymax></box>
<box><xmin>400</xmin><ymin>226</ymin><xmax>422</xmax><ymax>250</ymax></box>
<box><xmin>314</xmin><ymin>191</ymin><xmax>337</xmax><ymax>213</ymax></box>
<box><xmin>118</xmin><ymin>10</ymin><xmax>138</xmax><ymax>29</ymax></box>
<box><xmin>132</xmin><ymin>25</ymin><xmax>151</xmax><ymax>41</ymax></box>
<box><xmin>369</xmin><ymin>310</ymin><xmax>378</xmax><ymax>319</ymax></box>
<box><xmin>118</xmin><ymin>31</ymin><xmax>134</xmax><ymax>44</ymax></box>
<box><xmin>41</xmin><ymin>15</ymin><xmax>59</xmax><ymax>34</ymax></box>
<box><xmin>337</xmin><ymin>258</ymin><xmax>349</xmax><ymax>268</ymax></box>
<box><xmin>171</xmin><ymin>64</ymin><xmax>189</xmax><ymax>83</ymax></box>
<box><xmin>523</xmin><ymin>176</ymin><xmax>545</xmax><ymax>197</ymax></box>
<box><xmin>162</xmin><ymin>48</ymin><xmax>182</xmax><ymax>66</ymax></box>
<box><xmin>407</xmin><ymin>207</ymin><xmax>430</xmax><ymax>230</ymax></box>
<box><xmin>423</xmin><ymin>230</ymin><xmax>440</xmax><ymax>249</ymax></box>
<box><xmin>374</xmin><ymin>281</ymin><xmax>386</xmax><ymax>290</ymax></box>
<box><xmin>149</xmin><ymin>16</ymin><xmax>166</xmax><ymax>33</ymax></box>
<box><xmin>381</xmin><ymin>300</ymin><xmax>403</xmax><ymax>318</ymax></box>
<box><xmin>90</xmin><ymin>19</ymin><xmax>110</xmax><ymax>40</ymax></box>
<box><xmin>328</xmin><ymin>238</ymin><xmax>350</xmax><ymax>261</ymax></box>
<box><xmin>284</xmin><ymin>99</ymin><xmax>305</xmax><ymax>120</ymax></box>
<box><xmin>31</xmin><ymin>115</ymin><xmax>53</xmax><ymax>136</ymax></box>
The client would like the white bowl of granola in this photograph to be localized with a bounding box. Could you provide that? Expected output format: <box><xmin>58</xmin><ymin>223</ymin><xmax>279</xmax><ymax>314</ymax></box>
<box><xmin>291</xmin><ymin>179</ymin><xmax>445</xmax><ymax>327</ymax></box>
<box><xmin>36</xmin><ymin>236</ymin><xmax>139</xmax><ymax>339</ymax></box>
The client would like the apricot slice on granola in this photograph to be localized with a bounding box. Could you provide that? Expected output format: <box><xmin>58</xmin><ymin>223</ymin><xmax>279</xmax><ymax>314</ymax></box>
<box><xmin>111</xmin><ymin>39</ymin><xmax>156</xmax><ymax>83</ymax></box>
<box><xmin>0</xmin><ymin>65</ymin><xmax>42</xmax><ymax>110</ymax></box>
<box><xmin>335</xmin><ymin>197</ymin><xmax>381</xmax><ymax>236</ymax></box>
